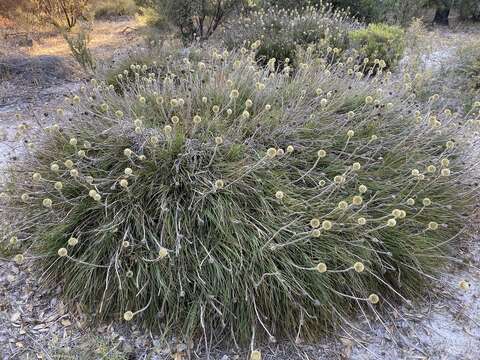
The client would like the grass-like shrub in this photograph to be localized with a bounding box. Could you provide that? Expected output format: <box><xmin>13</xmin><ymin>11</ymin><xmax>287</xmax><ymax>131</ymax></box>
<box><xmin>349</xmin><ymin>23</ymin><xmax>405</xmax><ymax>70</ymax></box>
<box><xmin>1</xmin><ymin>48</ymin><xmax>479</xmax><ymax>348</ymax></box>
<box><xmin>219</xmin><ymin>5</ymin><xmax>359</xmax><ymax>69</ymax></box>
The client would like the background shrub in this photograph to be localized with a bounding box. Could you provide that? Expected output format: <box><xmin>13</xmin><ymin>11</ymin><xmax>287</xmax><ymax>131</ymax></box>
<box><xmin>349</xmin><ymin>23</ymin><xmax>405</xmax><ymax>70</ymax></box>
<box><xmin>92</xmin><ymin>0</ymin><xmax>138</xmax><ymax>19</ymax></box>
<box><xmin>456</xmin><ymin>39</ymin><xmax>480</xmax><ymax>91</ymax></box>
<box><xmin>2</xmin><ymin>46</ymin><xmax>479</xmax><ymax>347</ymax></box>
<box><xmin>146</xmin><ymin>0</ymin><xmax>246</xmax><ymax>43</ymax></box>
<box><xmin>220</xmin><ymin>5</ymin><xmax>358</xmax><ymax>69</ymax></box>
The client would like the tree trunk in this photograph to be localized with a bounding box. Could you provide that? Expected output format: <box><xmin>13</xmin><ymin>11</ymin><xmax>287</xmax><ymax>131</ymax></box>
<box><xmin>433</xmin><ymin>6</ymin><xmax>450</xmax><ymax>25</ymax></box>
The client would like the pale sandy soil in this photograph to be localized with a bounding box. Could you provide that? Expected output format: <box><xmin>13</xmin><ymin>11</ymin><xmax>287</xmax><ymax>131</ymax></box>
<box><xmin>1</xmin><ymin>21</ymin><xmax>480</xmax><ymax>360</ymax></box>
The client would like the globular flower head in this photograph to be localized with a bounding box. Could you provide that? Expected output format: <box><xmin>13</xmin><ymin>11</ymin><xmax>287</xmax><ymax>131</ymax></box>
<box><xmin>158</xmin><ymin>246</ymin><xmax>169</xmax><ymax>259</ymax></box>
<box><xmin>214</xmin><ymin>179</ymin><xmax>224</xmax><ymax>189</ymax></box>
<box><xmin>310</xmin><ymin>218</ymin><xmax>320</xmax><ymax>228</ymax></box>
<box><xmin>68</xmin><ymin>237</ymin><xmax>78</xmax><ymax>246</ymax></box>
<box><xmin>14</xmin><ymin>254</ymin><xmax>25</xmax><ymax>264</ymax></box>
<box><xmin>322</xmin><ymin>220</ymin><xmax>333</xmax><ymax>230</ymax></box>
<box><xmin>193</xmin><ymin>115</ymin><xmax>202</xmax><ymax>124</ymax></box>
<box><xmin>338</xmin><ymin>201</ymin><xmax>348</xmax><ymax>210</ymax></box>
<box><xmin>311</xmin><ymin>229</ymin><xmax>321</xmax><ymax>237</ymax></box>
<box><xmin>392</xmin><ymin>209</ymin><xmax>402</xmax><ymax>218</ymax></box>
<box><xmin>441</xmin><ymin>168</ymin><xmax>450</xmax><ymax>177</ymax></box>
<box><xmin>368</xmin><ymin>293</ymin><xmax>379</xmax><ymax>304</ymax></box>
<box><xmin>229</xmin><ymin>89</ymin><xmax>239</xmax><ymax>99</ymax></box>
<box><xmin>42</xmin><ymin>198</ymin><xmax>53</xmax><ymax>208</ymax></box>
<box><xmin>57</xmin><ymin>247</ymin><xmax>68</xmax><ymax>257</ymax></box>
<box><xmin>316</xmin><ymin>262</ymin><xmax>327</xmax><ymax>273</ymax></box>
<box><xmin>428</xmin><ymin>221</ymin><xmax>438</xmax><ymax>230</ymax></box>
<box><xmin>266</xmin><ymin>148</ymin><xmax>277</xmax><ymax>158</ymax></box>
<box><xmin>387</xmin><ymin>218</ymin><xmax>396</xmax><ymax>227</ymax></box>
<box><xmin>334</xmin><ymin>175</ymin><xmax>345</xmax><ymax>184</ymax></box>
<box><xmin>353</xmin><ymin>262</ymin><xmax>365</xmax><ymax>273</ymax></box>
<box><xmin>459</xmin><ymin>280</ymin><xmax>470</xmax><ymax>290</ymax></box>
<box><xmin>423</xmin><ymin>198</ymin><xmax>431</xmax><ymax>206</ymax></box>
<box><xmin>123</xmin><ymin>311</ymin><xmax>134</xmax><ymax>321</ymax></box>
<box><xmin>352</xmin><ymin>196</ymin><xmax>363</xmax><ymax>206</ymax></box>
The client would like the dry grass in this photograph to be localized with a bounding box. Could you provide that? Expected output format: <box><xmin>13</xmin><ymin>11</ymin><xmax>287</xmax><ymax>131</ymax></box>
<box><xmin>28</xmin><ymin>19</ymin><xmax>141</xmax><ymax>59</ymax></box>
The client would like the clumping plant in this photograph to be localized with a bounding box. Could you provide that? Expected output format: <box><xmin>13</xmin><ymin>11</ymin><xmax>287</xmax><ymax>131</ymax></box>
<box><xmin>1</xmin><ymin>45</ymin><xmax>480</xmax><ymax>351</ymax></box>
<box><xmin>349</xmin><ymin>23</ymin><xmax>405</xmax><ymax>71</ymax></box>
<box><xmin>102</xmin><ymin>45</ymin><xmax>203</xmax><ymax>94</ymax></box>
<box><xmin>219</xmin><ymin>4</ymin><xmax>359</xmax><ymax>69</ymax></box>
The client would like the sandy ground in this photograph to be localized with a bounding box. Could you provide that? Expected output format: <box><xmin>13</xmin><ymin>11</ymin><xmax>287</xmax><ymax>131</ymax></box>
<box><xmin>1</xmin><ymin>21</ymin><xmax>480</xmax><ymax>359</ymax></box>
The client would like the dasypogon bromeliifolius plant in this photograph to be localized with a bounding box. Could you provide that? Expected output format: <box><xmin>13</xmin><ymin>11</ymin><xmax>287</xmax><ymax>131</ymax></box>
<box><xmin>1</xmin><ymin>48</ymin><xmax>480</xmax><ymax>347</ymax></box>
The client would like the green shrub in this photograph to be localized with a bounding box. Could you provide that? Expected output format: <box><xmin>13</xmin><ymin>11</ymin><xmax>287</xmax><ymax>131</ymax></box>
<box><xmin>135</xmin><ymin>6</ymin><xmax>168</xmax><ymax>29</ymax></box>
<box><xmin>457</xmin><ymin>40</ymin><xmax>480</xmax><ymax>91</ymax></box>
<box><xmin>416</xmin><ymin>39</ymin><xmax>480</xmax><ymax>113</ymax></box>
<box><xmin>349</xmin><ymin>23</ymin><xmax>405</xmax><ymax>71</ymax></box>
<box><xmin>220</xmin><ymin>5</ymin><xmax>358</xmax><ymax>69</ymax></box>
<box><xmin>148</xmin><ymin>0</ymin><xmax>244</xmax><ymax>43</ymax></box>
<box><xmin>92</xmin><ymin>0</ymin><xmax>137</xmax><ymax>19</ymax></box>
<box><xmin>1</xmin><ymin>47</ymin><xmax>479</xmax><ymax>348</ymax></box>
<box><xmin>458</xmin><ymin>0</ymin><xmax>480</xmax><ymax>20</ymax></box>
